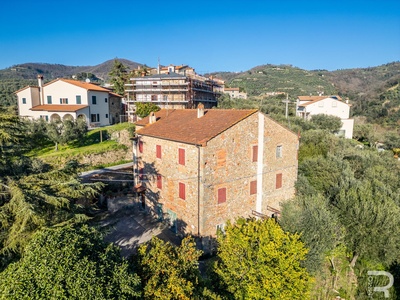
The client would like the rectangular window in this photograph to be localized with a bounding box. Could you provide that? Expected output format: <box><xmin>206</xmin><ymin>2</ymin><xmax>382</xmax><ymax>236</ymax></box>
<box><xmin>139</xmin><ymin>140</ymin><xmax>143</xmax><ymax>153</ymax></box>
<box><xmin>218</xmin><ymin>188</ymin><xmax>227</xmax><ymax>204</ymax></box>
<box><xmin>276</xmin><ymin>145</ymin><xmax>282</xmax><ymax>158</ymax></box>
<box><xmin>92</xmin><ymin>95</ymin><xmax>97</xmax><ymax>104</ymax></box>
<box><xmin>156</xmin><ymin>145</ymin><xmax>162</xmax><ymax>159</ymax></box>
<box><xmin>276</xmin><ymin>173</ymin><xmax>283</xmax><ymax>189</ymax></box>
<box><xmin>157</xmin><ymin>174</ymin><xmax>162</xmax><ymax>189</ymax></box>
<box><xmin>252</xmin><ymin>145</ymin><xmax>258</xmax><ymax>162</ymax></box>
<box><xmin>47</xmin><ymin>96</ymin><xmax>52</xmax><ymax>104</ymax></box>
<box><xmin>90</xmin><ymin>114</ymin><xmax>99</xmax><ymax>122</ymax></box>
<box><xmin>76</xmin><ymin>95</ymin><xmax>81</xmax><ymax>104</ymax></box>
<box><xmin>179</xmin><ymin>182</ymin><xmax>186</xmax><ymax>200</ymax></box>
<box><xmin>151</xmin><ymin>95</ymin><xmax>157</xmax><ymax>101</ymax></box>
<box><xmin>332</xmin><ymin>100</ymin><xmax>337</xmax><ymax>107</ymax></box>
<box><xmin>318</xmin><ymin>101</ymin><xmax>324</xmax><ymax>107</ymax></box>
<box><xmin>22</xmin><ymin>98</ymin><xmax>26</xmax><ymax>104</ymax></box>
<box><xmin>105</xmin><ymin>98</ymin><xmax>108</xmax><ymax>103</ymax></box>
<box><xmin>250</xmin><ymin>180</ymin><xmax>257</xmax><ymax>195</ymax></box>
<box><xmin>60</xmin><ymin>98</ymin><xmax>68</xmax><ymax>104</ymax></box>
<box><xmin>178</xmin><ymin>148</ymin><xmax>185</xmax><ymax>165</ymax></box>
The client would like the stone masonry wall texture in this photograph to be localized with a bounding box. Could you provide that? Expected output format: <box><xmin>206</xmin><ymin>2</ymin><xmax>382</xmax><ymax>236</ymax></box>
<box><xmin>136</xmin><ymin>111</ymin><xmax>298</xmax><ymax>240</ymax></box>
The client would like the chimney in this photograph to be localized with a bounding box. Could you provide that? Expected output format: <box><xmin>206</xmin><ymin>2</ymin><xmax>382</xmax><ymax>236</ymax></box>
<box><xmin>37</xmin><ymin>75</ymin><xmax>44</xmax><ymax>105</ymax></box>
<box><xmin>149</xmin><ymin>111</ymin><xmax>156</xmax><ymax>124</ymax></box>
<box><xmin>197</xmin><ymin>103</ymin><xmax>205</xmax><ymax>118</ymax></box>
<box><xmin>37</xmin><ymin>75</ymin><xmax>43</xmax><ymax>87</ymax></box>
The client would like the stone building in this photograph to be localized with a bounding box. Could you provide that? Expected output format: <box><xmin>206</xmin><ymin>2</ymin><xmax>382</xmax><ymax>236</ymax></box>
<box><xmin>134</xmin><ymin>106</ymin><xmax>299</xmax><ymax>247</ymax></box>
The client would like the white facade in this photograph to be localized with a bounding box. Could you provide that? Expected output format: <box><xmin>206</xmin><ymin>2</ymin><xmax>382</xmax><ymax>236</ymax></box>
<box><xmin>296</xmin><ymin>96</ymin><xmax>354</xmax><ymax>139</ymax></box>
<box><xmin>223</xmin><ymin>88</ymin><xmax>248</xmax><ymax>99</ymax></box>
<box><xmin>16</xmin><ymin>78</ymin><xmax>114</xmax><ymax>127</ymax></box>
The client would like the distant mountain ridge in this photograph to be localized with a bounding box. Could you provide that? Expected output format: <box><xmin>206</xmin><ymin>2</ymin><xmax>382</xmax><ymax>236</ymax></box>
<box><xmin>0</xmin><ymin>58</ymin><xmax>144</xmax><ymax>82</ymax></box>
<box><xmin>1</xmin><ymin>59</ymin><xmax>399</xmax><ymax>126</ymax></box>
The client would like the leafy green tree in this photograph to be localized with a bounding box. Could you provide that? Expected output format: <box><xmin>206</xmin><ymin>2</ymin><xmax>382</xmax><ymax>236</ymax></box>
<box><xmin>46</xmin><ymin>119</ymin><xmax>87</xmax><ymax>151</ymax></box>
<box><xmin>310</xmin><ymin>114</ymin><xmax>342</xmax><ymax>133</ymax></box>
<box><xmin>0</xmin><ymin>111</ymin><xmax>27</xmax><ymax>174</ymax></box>
<box><xmin>136</xmin><ymin>102</ymin><xmax>160</xmax><ymax>118</ymax></box>
<box><xmin>353</xmin><ymin>123</ymin><xmax>380</xmax><ymax>147</ymax></box>
<box><xmin>333</xmin><ymin>179</ymin><xmax>400</xmax><ymax>268</ymax></box>
<box><xmin>0</xmin><ymin>225</ymin><xmax>141</xmax><ymax>299</ymax></box>
<box><xmin>109</xmin><ymin>59</ymin><xmax>128</xmax><ymax>96</ymax></box>
<box><xmin>280</xmin><ymin>194</ymin><xmax>344</xmax><ymax>273</ymax></box>
<box><xmin>133</xmin><ymin>236</ymin><xmax>216</xmax><ymax>299</ymax></box>
<box><xmin>0</xmin><ymin>161</ymin><xmax>103</xmax><ymax>254</ymax></box>
<box><xmin>212</xmin><ymin>218</ymin><xmax>312</xmax><ymax>299</ymax></box>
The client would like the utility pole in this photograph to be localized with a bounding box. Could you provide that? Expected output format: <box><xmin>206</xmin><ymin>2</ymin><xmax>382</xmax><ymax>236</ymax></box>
<box><xmin>282</xmin><ymin>93</ymin><xmax>290</xmax><ymax>119</ymax></box>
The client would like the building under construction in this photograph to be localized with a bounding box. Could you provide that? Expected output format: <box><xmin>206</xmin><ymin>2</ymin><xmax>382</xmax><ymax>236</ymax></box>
<box><xmin>125</xmin><ymin>65</ymin><xmax>224</xmax><ymax>121</ymax></box>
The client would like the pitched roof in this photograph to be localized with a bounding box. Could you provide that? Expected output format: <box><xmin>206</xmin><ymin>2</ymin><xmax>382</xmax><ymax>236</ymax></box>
<box><xmin>297</xmin><ymin>95</ymin><xmax>345</xmax><ymax>107</ymax></box>
<box><xmin>43</xmin><ymin>79</ymin><xmax>111</xmax><ymax>92</ymax></box>
<box><xmin>14</xmin><ymin>85</ymin><xmax>39</xmax><ymax>94</ymax></box>
<box><xmin>136</xmin><ymin>109</ymin><xmax>258</xmax><ymax>146</ymax></box>
<box><xmin>30</xmin><ymin>104</ymin><xmax>88</xmax><ymax>112</ymax></box>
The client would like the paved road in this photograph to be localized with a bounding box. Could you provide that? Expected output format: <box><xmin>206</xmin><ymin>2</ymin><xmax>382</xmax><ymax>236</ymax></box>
<box><xmin>80</xmin><ymin>162</ymin><xmax>133</xmax><ymax>177</ymax></box>
<box><xmin>100</xmin><ymin>207</ymin><xmax>182</xmax><ymax>258</ymax></box>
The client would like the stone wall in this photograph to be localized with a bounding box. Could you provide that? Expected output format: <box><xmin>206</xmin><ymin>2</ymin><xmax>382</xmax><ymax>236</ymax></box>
<box><xmin>136</xmin><ymin>135</ymin><xmax>200</xmax><ymax>234</ymax></box>
<box><xmin>137</xmin><ymin>112</ymin><xmax>299</xmax><ymax>240</ymax></box>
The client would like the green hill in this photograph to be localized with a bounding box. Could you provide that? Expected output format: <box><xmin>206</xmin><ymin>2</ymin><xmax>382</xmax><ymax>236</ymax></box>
<box><xmin>209</xmin><ymin>62</ymin><xmax>400</xmax><ymax>126</ymax></box>
<box><xmin>0</xmin><ymin>59</ymin><xmax>144</xmax><ymax>106</ymax></box>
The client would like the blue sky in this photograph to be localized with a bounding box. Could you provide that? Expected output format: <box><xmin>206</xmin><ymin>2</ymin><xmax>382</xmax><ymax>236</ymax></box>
<box><xmin>1</xmin><ymin>0</ymin><xmax>399</xmax><ymax>73</ymax></box>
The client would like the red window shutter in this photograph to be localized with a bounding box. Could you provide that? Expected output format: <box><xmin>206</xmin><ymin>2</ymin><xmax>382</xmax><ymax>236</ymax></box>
<box><xmin>218</xmin><ymin>188</ymin><xmax>226</xmax><ymax>204</ymax></box>
<box><xmin>276</xmin><ymin>173</ymin><xmax>282</xmax><ymax>189</ymax></box>
<box><xmin>250</xmin><ymin>180</ymin><xmax>257</xmax><ymax>195</ymax></box>
<box><xmin>252</xmin><ymin>145</ymin><xmax>258</xmax><ymax>162</ymax></box>
<box><xmin>179</xmin><ymin>182</ymin><xmax>186</xmax><ymax>200</ymax></box>
<box><xmin>139</xmin><ymin>140</ymin><xmax>143</xmax><ymax>153</ymax></box>
<box><xmin>178</xmin><ymin>148</ymin><xmax>185</xmax><ymax>165</ymax></box>
<box><xmin>157</xmin><ymin>174</ymin><xmax>162</xmax><ymax>189</ymax></box>
<box><xmin>156</xmin><ymin>145</ymin><xmax>161</xmax><ymax>159</ymax></box>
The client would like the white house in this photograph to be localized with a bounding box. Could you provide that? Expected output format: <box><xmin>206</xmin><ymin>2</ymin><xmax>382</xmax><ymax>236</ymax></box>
<box><xmin>223</xmin><ymin>87</ymin><xmax>248</xmax><ymax>99</ymax></box>
<box><xmin>16</xmin><ymin>76</ymin><xmax>122</xmax><ymax>127</ymax></box>
<box><xmin>296</xmin><ymin>95</ymin><xmax>354</xmax><ymax>139</ymax></box>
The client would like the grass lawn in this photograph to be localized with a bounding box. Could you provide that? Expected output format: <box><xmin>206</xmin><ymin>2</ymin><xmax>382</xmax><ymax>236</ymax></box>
<box><xmin>29</xmin><ymin>122</ymin><xmax>134</xmax><ymax>169</ymax></box>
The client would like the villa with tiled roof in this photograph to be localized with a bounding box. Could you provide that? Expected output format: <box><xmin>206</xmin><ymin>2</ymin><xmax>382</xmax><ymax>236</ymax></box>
<box><xmin>133</xmin><ymin>105</ymin><xmax>299</xmax><ymax>250</ymax></box>
<box><xmin>296</xmin><ymin>95</ymin><xmax>354</xmax><ymax>138</ymax></box>
<box><xmin>16</xmin><ymin>76</ymin><xmax>123</xmax><ymax>127</ymax></box>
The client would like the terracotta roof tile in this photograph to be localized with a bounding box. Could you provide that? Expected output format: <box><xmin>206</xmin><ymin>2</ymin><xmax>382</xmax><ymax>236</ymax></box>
<box><xmin>298</xmin><ymin>95</ymin><xmax>344</xmax><ymax>107</ymax></box>
<box><xmin>136</xmin><ymin>109</ymin><xmax>258</xmax><ymax>146</ymax></box>
<box><xmin>30</xmin><ymin>104</ymin><xmax>88</xmax><ymax>112</ymax></box>
<box><xmin>57</xmin><ymin>79</ymin><xmax>111</xmax><ymax>92</ymax></box>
